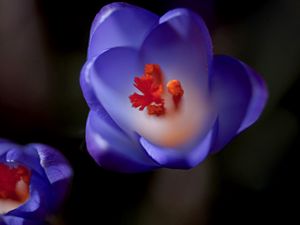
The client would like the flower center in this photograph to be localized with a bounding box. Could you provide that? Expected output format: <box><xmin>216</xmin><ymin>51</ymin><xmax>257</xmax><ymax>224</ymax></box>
<box><xmin>0</xmin><ymin>163</ymin><xmax>31</xmax><ymax>214</ymax></box>
<box><xmin>129</xmin><ymin>64</ymin><xmax>184</xmax><ymax>116</ymax></box>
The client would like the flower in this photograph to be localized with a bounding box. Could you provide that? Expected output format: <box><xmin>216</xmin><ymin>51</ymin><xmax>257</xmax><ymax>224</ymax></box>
<box><xmin>0</xmin><ymin>139</ymin><xmax>73</xmax><ymax>225</ymax></box>
<box><xmin>80</xmin><ymin>3</ymin><xmax>268</xmax><ymax>173</ymax></box>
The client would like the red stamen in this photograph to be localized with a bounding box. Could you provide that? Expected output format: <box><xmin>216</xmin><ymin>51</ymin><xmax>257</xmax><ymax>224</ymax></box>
<box><xmin>0</xmin><ymin>163</ymin><xmax>31</xmax><ymax>203</ymax></box>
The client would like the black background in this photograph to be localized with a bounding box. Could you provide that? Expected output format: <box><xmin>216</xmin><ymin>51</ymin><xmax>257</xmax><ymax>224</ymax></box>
<box><xmin>0</xmin><ymin>0</ymin><xmax>299</xmax><ymax>224</ymax></box>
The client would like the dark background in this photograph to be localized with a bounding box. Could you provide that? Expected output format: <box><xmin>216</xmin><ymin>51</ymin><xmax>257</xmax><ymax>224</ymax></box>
<box><xmin>0</xmin><ymin>0</ymin><xmax>299</xmax><ymax>224</ymax></box>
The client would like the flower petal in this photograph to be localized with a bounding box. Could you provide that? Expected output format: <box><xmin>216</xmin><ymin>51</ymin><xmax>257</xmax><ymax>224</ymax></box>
<box><xmin>237</xmin><ymin>63</ymin><xmax>268</xmax><ymax>132</ymax></box>
<box><xmin>4</xmin><ymin>146</ymin><xmax>45</xmax><ymax>178</ymax></box>
<box><xmin>0</xmin><ymin>140</ymin><xmax>18</xmax><ymax>159</ymax></box>
<box><xmin>0</xmin><ymin>215</ymin><xmax>42</xmax><ymax>225</ymax></box>
<box><xmin>140</xmin><ymin>129</ymin><xmax>214</xmax><ymax>169</ymax></box>
<box><xmin>89</xmin><ymin>47</ymin><xmax>144</xmax><ymax>137</ymax></box>
<box><xmin>80</xmin><ymin>56</ymin><xmax>127</xmax><ymax>138</ymax></box>
<box><xmin>86</xmin><ymin>110</ymin><xmax>158</xmax><ymax>173</ymax></box>
<box><xmin>80</xmin><ymin>58</ymin><xmax>103</xmax><ymax>110</ymax></box>
<box><xmin>140</xmin><ymin>8</ymin><xmax>213</xmax><ymax>92</ymax></box>
<box><xmin>91</xmin><ymin>47</ymin><xmax>142</xmax><ymax>97</ymax></box>
<box><xmin>31</xmin><ymin>144</ymin><xmax>73</xmax><ymax>209</ymax></box>
<box><xmin>210</xmin><ymin>55</ymin><xmax>268</xmax><ymax>153</ymax></box>
<box><xmin>88</xmin><ymin>2</ymin><xmax>158</xmax><ymax>59</ymax></box>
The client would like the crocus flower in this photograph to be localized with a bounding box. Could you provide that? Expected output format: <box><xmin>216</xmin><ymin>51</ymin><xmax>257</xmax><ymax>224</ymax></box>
<box><xmin>80</xmin><ymin>3</ymin><xmax>268</xmax><ymax>172</ymax></box>
<box><xmin>0</xmin><ymin>139</ymin><xmax>73</xmax><ymax>225</ymax></box>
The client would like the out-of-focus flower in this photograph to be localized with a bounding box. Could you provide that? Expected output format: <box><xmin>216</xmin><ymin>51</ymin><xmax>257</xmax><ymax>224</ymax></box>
<box><xmin>0</xmin><ymin>139</ymin><xmax>73</xmax><ymax>225</ymax></box>
<box><xmin>80</xmin><ymin>3</ymin><xmax>268</xmax><ymax>173</ymax></box>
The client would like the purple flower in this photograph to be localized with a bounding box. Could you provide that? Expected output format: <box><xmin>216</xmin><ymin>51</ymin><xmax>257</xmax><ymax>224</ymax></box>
<box><xmin>80</xmin><ymin>3</ymin><xmax>268</xmax><ymax>173</ymax></box>
<box><xmin>0</xmin><ymin>139</ymin><xmax>73</xmax><ymax>225</ymax></box>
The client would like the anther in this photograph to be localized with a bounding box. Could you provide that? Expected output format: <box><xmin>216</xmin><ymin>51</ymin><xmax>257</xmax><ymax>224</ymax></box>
<box><xmin>167</xmin><ymin>80</ymin><xmax>184</xmax><ymax>109</ymax></box>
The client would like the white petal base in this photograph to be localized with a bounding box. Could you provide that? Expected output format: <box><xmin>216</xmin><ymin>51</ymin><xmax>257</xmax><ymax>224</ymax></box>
<box><xmin>132</xmin><ymin>82</ymin><xmax>213</xmax><ymax>148</ymax></box>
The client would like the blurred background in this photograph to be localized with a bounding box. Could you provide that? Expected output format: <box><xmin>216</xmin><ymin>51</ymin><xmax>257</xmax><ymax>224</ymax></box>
<box><xmin>0</xmin><ymin>0</ymin><xmax>299</xmax><ymax>224</ymax></box>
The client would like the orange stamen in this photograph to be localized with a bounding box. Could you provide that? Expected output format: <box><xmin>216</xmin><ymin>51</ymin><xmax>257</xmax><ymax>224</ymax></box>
<box><xmin>0</xmin><ymin>163</ymin><xmax>31</xmax><ymax>203</ymax></box>
<box><xmin>167</xmin><ymin>80</ymin><xmax>184</xmax><ymax>109</ymax></box>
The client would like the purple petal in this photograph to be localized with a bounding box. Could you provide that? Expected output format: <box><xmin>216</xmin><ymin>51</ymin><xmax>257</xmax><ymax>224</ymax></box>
<box><xmin>0</xmin><ymin>216</ymin><xmax>42</xmax><ymax>225</ymax></box>
<box><xmin>86</xmin><ymin>110</ymin><xmax>158</xmax><ymax>173</ymax></box>
<box><xmin>31</xmin><ymin>144</ymin><xmax>73</xmax><ymax>209</ymax></box>
<box><xmin>89</xmin><ymin>47</ymin><xmax>145</xmax><ymax>136</ymax></box>
<box><xmin>210</xmin><ymin>55</ymin><xmax>268</xmax><ymax>153</ymax></box>
<box><xmin>237</xmin><ymin>64</ymin><xmax>268</xmax><ymax>132</ymax></box>
<box><xmin>4</xmin><ymin>146</ymin><xmax>45</xmax><ymax>178</ymax></box>
<box><xmin>0</xmin><ymin>140</ymin><xmax>18</xmax><ymax>157</ymax></box>
<box><xmin>88</xmin><ymin>2</ymin><xmax>158</xmax><ymax>59</ymax></box>
<box><xmin>91</xmin><ymin>47</ymin><xmax>142</xmax><ymax>96</ymax></box>
<box><xmin>80</xmin><ymin>58</ymin><xmax>103</xmax><ymax>110</ymax></box>
<box><xmin>80</xmin><ymin>55</ymin><xmax>128</xmax><ymax>134</ymax></box>
<box><xmin>140</xmin><ymin>130</ymin><xmax>214</xmax><ymax>169</ymax></box>
<box><xmin>140</xmin><ymin>8</ymin><xmax>213</xmax><ymax>91</ymax></box>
